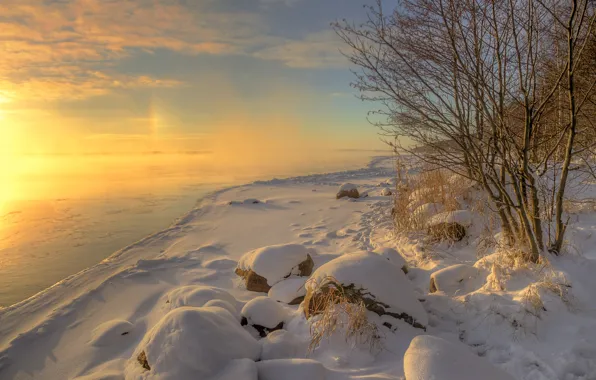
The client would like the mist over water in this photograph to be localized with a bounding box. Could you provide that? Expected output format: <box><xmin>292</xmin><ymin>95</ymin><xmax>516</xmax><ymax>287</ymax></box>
<box><xmin>0</xmin><ymin>151</ymin><xmax>379</xmax><ymax>307</ymax></box>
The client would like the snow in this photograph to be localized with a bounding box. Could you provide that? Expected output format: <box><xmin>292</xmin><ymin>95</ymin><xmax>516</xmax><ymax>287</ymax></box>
<box><xmin>404</xmin><ymin>335</ymin><xmax>515</xmax><ymax>380</ymax></box>
<box><xmin>211</xmin><ymin>359</ymin><xmax>258</xmax><ymax>380</ymax></box>
<box><xmin>338</xmin><ymin>183</ymin><xmax>358</xmax><ymax>192</ymax></box>
<box><xmin>260</xmin><ymin>330</ymin><xmax>308</xmax><ymax>360</ymax></box>
<box><xmin>124</xmin><ymin>306</ymin><xmax>260</xmax><ymax>380</ymax></box>
<box><xmin>429</xmin><ymin>264</ymin><xmax>480</xmax><ymax>295</ymax></box>
<box><xmin>427</xmin><ymin>209</ymin><xmax>474</xmax><ymax>227</ymax></box>
<box><xmin>241</xmin><ymin>296</ymin><xmax>290</xmax><ymax>329</ymax></box>
<box><xmin>89</xmin><ymin>319</ymin><xmax>134</xmax><ymax>347</ymax></box>
<box><xmin>412</xmin><ymin>202</ymin><xmax>444</xmax><ymax>219</ymax></box>
<box><xmin>373</xmin><ymin>247</ymin><xmax>407</xmax><ymax>271</ymax></box>
<box><xmin>307</xmin><ymin>251</ymin><xmax>428</xmax><ymax>327</ymax></box>
<box><xmin>257</xmin><ymin>359</ymin><xmax>328</xmax><ymax>380</ymax></box>
<box><xmin>268</xmin><ymin>277</ymin><xmax>307</xmax><ymax>304</ymax></box>
<box><xmin>4</xmin><ymin>155</ymin><xmax>596</xmax><ymax>380</ymax></box>
<box><xmin>237</xmin><ymin>243</ymin><xmax>312</xmax><ymax>285</ymax></box>
<box><xmin>166</xmin><ymin>285</ymin><xmax>238</xmax><ymax>309</ymax></box>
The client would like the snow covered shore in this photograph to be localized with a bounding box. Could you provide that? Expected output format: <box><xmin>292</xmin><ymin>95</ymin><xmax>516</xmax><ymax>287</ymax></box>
<box><xmin>1</xmin><ymin>156</ymin><xmax>596</xmax><ymax>380</ymax></box>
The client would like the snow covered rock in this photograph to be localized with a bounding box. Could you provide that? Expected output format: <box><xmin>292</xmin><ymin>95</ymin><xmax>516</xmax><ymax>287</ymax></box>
<box><xmin>90</xmin><ymin>319</ymin><xmax>134</xmax><ymax>347</ymax></box>
<box><xmin>413</xmin><ymin>202</ymin><xmax>445</xmax><ymax>220</ymax></box>
<box><xmin>235</xmin><ymin>244</ymin><xmax>314</xmax><ymax>292</ymax></box>
<box><xmin>374</xmin><ymin>247</ymin><xmax>408</xmax><ymax>273</ymax></box>
<box><xmin>404</xmin><ymin>335</ymin><xmax>515</xmax><ymax>380</ymax></box>
<box><xmin>260</xmin><ymin>330</ymin><xmax>307</xmax><ymax>360</ymax></box>
<box><xmin>166</xmin><ymin>285</ymin><xmax>238</xmax><ymax>310</ymax></box>
<box><xmin>304</xmin><ymin>252</ymin><xmax>428</xmax><ymax>329</ymax></box>
<box><xmin>430</xmin><ymin>264</ymin><xmax>479</xmax><ymax>294</ymax></box>
<box><xmin>381</xmin><ymin>187</ymin><xmax>392</xmax><ymax>196</ymax></box>
<box><xmin>241</xmin><ymin>296</ymin><xmax>290</xmax><ymax>337</ymax></box>
<box><xmin>268</xmin><ymin>277</ymin><xmax>307</xmax><ymax>305</ymax></box>
<box><xmin>210</xmin><ymin>358</ymin><xmax>258</xmax><ymax>380</ymax></box>
<box><xmin>428</xmin><ymin>210</ymin><xmax>474</xmax><ymax>227</ymax></box>
<box><xmin>203</xmin><ymin>299</ymin><xmax>240</xmax><ymax>321</ymax></box>
<box><xmin>125</xmin><ymin>306</ymin><xmax>260</xmax><ymax>380</ymax></box>
<box><xmin>257</xmin><ymin>359</ymin><xmax>328</xmax><ymax>380</ymax></box>
<box><xmin>336</xmin><ymin>183</ymin><xmax>359</xmax><ymax>199</ymax></box>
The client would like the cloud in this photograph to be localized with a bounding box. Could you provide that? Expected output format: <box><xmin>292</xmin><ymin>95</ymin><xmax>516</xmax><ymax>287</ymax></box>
<box><xmin>252</xmin><ymin>31</ymin><xmax>348</xmax><ymax>68</ymax></box>
<box><xmin>0</xmin><ymin>0</ymin><xmax>347</xmax><ymax>102</ymax></box>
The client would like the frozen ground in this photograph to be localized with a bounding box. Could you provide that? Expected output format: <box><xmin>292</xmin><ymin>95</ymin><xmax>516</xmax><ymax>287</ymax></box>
<box><xmin>0</xmin><ymin>156</ymin><xmax>595</xmax><ymax>379</ymax></box>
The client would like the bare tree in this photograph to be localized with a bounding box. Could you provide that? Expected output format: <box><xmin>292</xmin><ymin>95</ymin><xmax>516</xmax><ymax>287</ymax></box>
<box><xmin>334</xmin><ymin>0</ymin><xmax>595</xmax><ymax>261</ymax></box>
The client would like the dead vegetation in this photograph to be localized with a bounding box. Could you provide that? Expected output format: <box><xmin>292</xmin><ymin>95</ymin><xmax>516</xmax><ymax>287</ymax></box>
<box><xmin>305</xmin><ymin>276</ymin><xmax>383</xmax><ymax>354</ymax></box>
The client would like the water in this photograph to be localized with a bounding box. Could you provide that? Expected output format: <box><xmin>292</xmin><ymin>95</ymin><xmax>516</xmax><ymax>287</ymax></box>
<box><xmin>0</xmin><ymin>151</ymin><xmax>374</xmax><ymax>307</ymax></box>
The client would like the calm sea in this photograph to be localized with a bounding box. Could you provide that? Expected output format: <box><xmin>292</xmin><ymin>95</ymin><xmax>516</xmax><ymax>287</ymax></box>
<box><xmin>0</xmin><ymin>151</ymin><xmax>375</xmax><ymax>307</ymax></box>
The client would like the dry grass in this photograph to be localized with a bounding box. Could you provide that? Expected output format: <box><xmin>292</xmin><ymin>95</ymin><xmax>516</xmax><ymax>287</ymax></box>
<box><xmin>306</xmin><ymin>276</ymin><xmax>383</xmax><ymax>354</ymax></box>
<box><xmin>392</xmin><ymin>163</ymin><xmax>472</xmax><ymax>233</ymax></box>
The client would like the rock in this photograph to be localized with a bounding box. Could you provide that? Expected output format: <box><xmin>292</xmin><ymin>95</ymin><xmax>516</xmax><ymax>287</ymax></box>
<box><xmin>427</xmin><ymin>222</ymin><xmax>466</xmax><ymax>242</ymax></box>
<box><xmin>404</xmin><ymin>335</ymin><xmax>515</xmax><ymax>380</ymax></box>
<box><xmin>381</xmin><ymin>187</ymin><xmax>392</xmax><ymax>196</ymax></box>
<box><xmin>268</xmin><ymin>278</ymin><xmax>307</xmax><ymax>305</ymax></box>
<box><xmin>124</xmin><ymin>307</ymin><xmax>260</xmax><ymax>380</ymax></box>
<box><xmin>336</xmin><ymin>183</ymin><xmax>360</xmax><ymax>199</ymax></box>
<box><xmin>430</xmin><ymin>264</ymin><xmax>479</xmax><ymax>294</ymax></box>
<box><xmin>236</xmin><ymin>244</ymin><xmax>314</xmax><ymax>292</ymax></box>
<box><xmin>304</xmin><ymin>252</ymin><xmax>427</xmax><ymax>329</ymax></box>
<box><xmin>241</xmin><ymin>296</ymin><xmax>290</xmax><ymax>338</ymax></box>
<box><xmin>257</xmin><ymin>359</ymin><xmax>328</xmax><ymax>380</ymax></box>
<box><xmin>235</xmin><ymin>268</ymin><xmax>273</xmax><ymax>293</ymax></box>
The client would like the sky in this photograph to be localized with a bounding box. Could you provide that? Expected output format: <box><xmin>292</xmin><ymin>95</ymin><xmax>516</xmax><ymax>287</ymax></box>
<box><xmin>0</xmin><ymin>0</ymin><xmax>386</xmax><ymax>155</ymax></box>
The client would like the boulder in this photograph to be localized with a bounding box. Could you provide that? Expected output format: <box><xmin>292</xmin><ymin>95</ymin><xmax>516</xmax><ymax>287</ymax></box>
<box><xmin>336</xmin><ymin>183</ymin><xmax>359</xmax><ymax>199</ymax></box>
<box><xmin>241</xmin><ymin>297</ymin><xmax>290</xmax><ymax>338</ymax></box>
<box><xmin>381</xmin><ymin>187</ymin><xmax>392</xmax><ymax>196</ymax></box>
<box><xmin>236</xmin><ymin>244</ymin><xmax>314</xmax><ymax>292</ymax></box>
<box><xmin>124</xmin><ymin>306</ymin><xmax>260</xmax><ymax>380</ymax></box>
<box><xmin>404</xmin><ymin>335</ymin><xmax>515</xmax><ymax>380</ymax></box>
<box><xmin>304</xmin><ymin>252</ymin><xmax>427</xmax><ymax>330</ymax></box>
<box><xmin>430</xmin><ymin>264</ymin><xmax>479</xmax><ymax>294</ymax></box>
<box><xmin>427</xmin><ymin>222</ymin><xmax>466</xmax><ymax>242</ymax></box>
<box><xmin>257</xmin><ymin>359</ymin><xmax>328</xmax><ymax>380</ymax></box>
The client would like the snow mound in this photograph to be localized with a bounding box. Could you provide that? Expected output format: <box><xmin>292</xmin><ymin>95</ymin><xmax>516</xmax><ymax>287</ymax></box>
<box><xmin>306</xmin><ymin>252</ymin><xmax>428</xmax><ymax>328</ymax></box>
<box><xmin>236</xmin><ymin>244</ymin><xmax>314</xmax><ymax>287</ymax></box>
<box><xmin>373</xmin><ymin>247</ymin><xmax>407</xmax><ymax>272</ymax></box>
<box><xmin>73</xmin><ymin>371</ymin><xmax>124</xmax><ymax>380</ymax></box>
<box><xmin>203</xmin><ymin>299</ymin><xmax>240</xmax><ymax>321</ymax></box>
<box><xmin>404</xmin><ymin>335</ymin><xmax>514</xmax><ymax>380</ymax></box>
<box><xmin>241</xmin><ymin>296</ymin><xmax>290</xmax><ymax>329</ymax></box>
<box><xmin>211</xmin><ymin>358</ymin><xmax>258</xmax><ymax>380</ymax></box>
<box><xmin>90</xmin><ymin>319</ymin><xmax>134</xmax><ymax>347</ymax></box>
<box><xmin>166</xmin><ymin>285</ymin><xmax>238</xmax><ymax>309</ymax></box>
<box><xmin>413</xmin><ymin>202</ymin><xmax>445</xmax><ymax>219</ymax></box>
<box><xmin>430</xmin><ymin>264</ymin><xmax>479</xmax><ymax>294</ymax></box>
<box><xmin>261</xmin><ymin>330</ymin><xmax>307</xmax><ymax>360</ymax></box>
<box><xmin>428</xmin><ymin>210</ymin><xmax>474</xmax><ymax>227</ymax></box>
<box><xmin>125</xmin><ymin>306</ymin><xmax>260</xmax><ymax>380</ymax></box>
<box><xmin>257</xmin><ymin>359</ymin><xmax>328</xmax><ymax>380</ymax></box>
<box><xmin>381</xmin><ymin>187</ymin><xmax>392</xmax><ymax>196</ymax></box>
<box><xmin>268</xmin><ymin>277</ymin><xmax>307</xmax><ymax>304</ymax></box>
